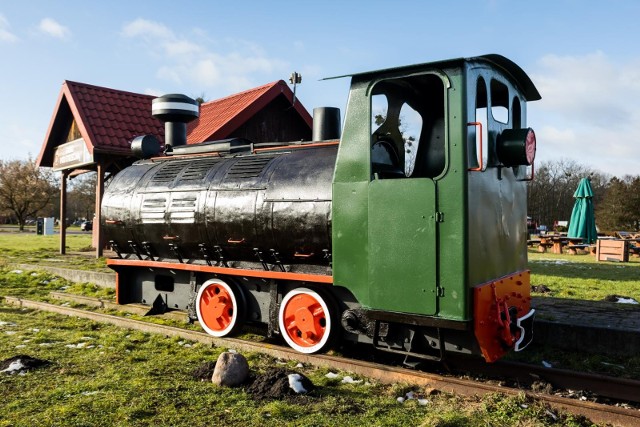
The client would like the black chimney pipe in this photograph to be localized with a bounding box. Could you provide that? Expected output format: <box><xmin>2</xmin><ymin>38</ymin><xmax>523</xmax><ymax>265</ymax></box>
<box><xmin>312</xmin><ymin>107</ymin><xmax>341</xmax><ymax>141</ymax></box>
<box><xmin>152</xmin><ymin>94</ymin><xmax>199</xmax><ymax>152</ymax></box>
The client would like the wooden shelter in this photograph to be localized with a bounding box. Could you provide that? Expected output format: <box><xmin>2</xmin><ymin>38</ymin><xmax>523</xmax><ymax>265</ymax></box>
<box><xmin>37</xmin><ymin>80</ymin><xmax>312</xmax><ymax>257</ymax></box>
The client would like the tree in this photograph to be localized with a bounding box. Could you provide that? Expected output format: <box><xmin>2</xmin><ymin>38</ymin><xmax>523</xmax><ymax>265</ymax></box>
<box><xmin>0</xmin><ymin>159</ymin><xmax>58</xmax><ymax>230</ymax></box>
<box><xmin>596</xmin><ymin>175</ymin><xmax>640</xmax><ymax>232</ymax></box>
<box><xmin>527</xmin><ymin>159</ymin><xmax>607</xmax><ymax>228</ymax></box>
<box><xmin>193</xmin><ymin>92</ymin><xmax>207</xmax><ymax>105</ymax></box>
<box><xmin>67</xmin><ymin>172</ymin><xmax>97</xmax><ymax>221</ymax></box>
<box><xmin>373</xmin><ymin>113</ymin><xmax>417</xmax><ymax>176</ymax></box>
<box><xmin>527</xmin><ymin>158</ymin><xmax>640</xmax><ymax>233</ymax></box>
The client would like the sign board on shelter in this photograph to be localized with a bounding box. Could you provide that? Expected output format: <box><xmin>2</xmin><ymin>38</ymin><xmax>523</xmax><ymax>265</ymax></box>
<box><xmin>53</xmin><ymin>139</ymin><xmax>93</xmax><ymax>171</ymax></box>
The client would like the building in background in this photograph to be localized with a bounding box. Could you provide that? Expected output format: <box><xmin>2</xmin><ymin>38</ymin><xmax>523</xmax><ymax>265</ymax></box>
<box><xmin>37</xmin><ymin>80</ymin><xmax>312</xmax><ymax>257</ymax></box>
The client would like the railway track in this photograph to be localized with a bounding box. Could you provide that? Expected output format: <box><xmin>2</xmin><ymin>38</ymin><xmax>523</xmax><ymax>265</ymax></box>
<box><xmin>3</xmin><ymin>294</ymin><xmax>640</xmax><ymax>427</ymax></box>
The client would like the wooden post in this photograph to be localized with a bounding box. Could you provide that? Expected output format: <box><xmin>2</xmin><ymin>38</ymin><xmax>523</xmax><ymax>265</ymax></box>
<box><xmin>59</xmin><ymin>170</ymin><xmax>69</xmax><ymax>254</ymax></box>
<box><xmin>95</xmin><ymin>162</ymin><xmax>105</xmax><ymax>258</ymax></box>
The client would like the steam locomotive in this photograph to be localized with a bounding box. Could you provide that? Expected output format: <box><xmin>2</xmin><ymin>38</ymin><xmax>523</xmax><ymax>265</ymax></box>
<box><xmin>103</xmin><ymin>54</ymin><xmax>539</xmax><ymax>362</ymax></box>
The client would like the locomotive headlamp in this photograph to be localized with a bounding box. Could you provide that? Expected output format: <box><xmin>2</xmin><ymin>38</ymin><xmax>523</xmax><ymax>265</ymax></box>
<box><xmin>497</xmin><ymin>128</ymin><xmax>536</xmax><ymax>166</ymax></box>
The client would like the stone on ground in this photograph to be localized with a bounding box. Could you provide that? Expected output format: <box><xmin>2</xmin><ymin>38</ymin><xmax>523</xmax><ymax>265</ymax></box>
<box><xmin>211</xmin><ymin>352</ymin><xmax>249</xmax><ymax>387</ymax></box>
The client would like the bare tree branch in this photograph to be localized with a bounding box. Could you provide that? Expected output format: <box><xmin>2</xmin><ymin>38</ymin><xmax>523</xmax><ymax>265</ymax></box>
<box><xmin>0</xmin><ymin>159</ymin><xmax>58</xmax><ymax>230</ymax></box>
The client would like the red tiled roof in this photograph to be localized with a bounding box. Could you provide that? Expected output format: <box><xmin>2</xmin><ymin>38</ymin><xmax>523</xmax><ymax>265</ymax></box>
<box><xmin>37</xmin><ymin>79</ymin><xmax>313</xmax><ymax>168</ymax></box>
<box><xmin>37</xmin><ymin>81</ymin><xmax>165</xmax><ymax>167</ymax></box>
<box><xmin>187</xmin><ymin>80</ymin><xmax>312</xmax><ymax>143</ymax></box>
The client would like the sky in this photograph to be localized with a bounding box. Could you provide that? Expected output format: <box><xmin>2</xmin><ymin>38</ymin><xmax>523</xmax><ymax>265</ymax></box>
<box><xmin>1</xmin><ymin>0</ymin><xmax>639</xmax><ymax>177</ymax></box>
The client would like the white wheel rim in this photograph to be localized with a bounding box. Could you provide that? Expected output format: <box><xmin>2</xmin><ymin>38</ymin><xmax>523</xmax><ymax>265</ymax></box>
<box><xmin>278</xmin><ymin>288</ymin><xmax>332</xmax><ymax>353</ymax></box>
<box><xmin>195</xmin><ymin>279</ymin><xmax>238</xmax><ymax>337</ymax></box>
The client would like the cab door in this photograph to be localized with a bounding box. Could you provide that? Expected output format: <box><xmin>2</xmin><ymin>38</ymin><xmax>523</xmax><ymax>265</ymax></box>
<box><xmin>362</xmin><ymin>71</ymin><xmax>446</xmax><ymax>315</ymax></box>
<box><xmin>368</xmin><ymin>177</ymin><xmax>437</xmax><ymax>315</ymax></box>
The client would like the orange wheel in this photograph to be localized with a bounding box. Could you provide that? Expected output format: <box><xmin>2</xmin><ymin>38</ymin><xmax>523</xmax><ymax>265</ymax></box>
<box><xmin>196</xmin><ymin>279</ymin><xmax>242</xmax><ymax>337</ymax></box>
<box><xmin>279</xmin><ymin>288</ymin><xmax>333</xmax><ymax>353</ymax></box>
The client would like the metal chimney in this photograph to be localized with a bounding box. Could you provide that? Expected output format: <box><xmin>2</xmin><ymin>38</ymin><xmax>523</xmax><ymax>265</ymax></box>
<box><xmin>152</xmin><ymin>94</ymin><xmax>199</xmax><ymax>152</ymax></box>
<box><xmin>312</xmin><ymin>107</ymin><xmax>341</xmax><ymax>141</ymax></box>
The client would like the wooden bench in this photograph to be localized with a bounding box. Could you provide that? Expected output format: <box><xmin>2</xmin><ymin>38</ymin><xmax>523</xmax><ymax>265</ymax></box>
<box><xmin>630</xmin><ymin>245</ymin><xmax>640</xmax><ymax>257</ymax></box>
<box><xmin>537</xmin><ymin>242</ymin><xmax>553</xmax><ymax>253</ymax></box>
<box><xmin>615</xmin><ymin>231</ymin><xmax>632</xmax><ymax>239</ymax></box>
<box><xmin>527</xmin><ymin>239</ymin><xmax>540</xmax><ymax>246</ymax></box>
<box><xmin>596</xmin><ymin>239</ymin><xmax>629</xmax><ymax>262</ymax></box>
<box><xmin>615</xmin><ymin>231</ymin><xmax>640</xmax><ymax>240</ymax></box>
<box><xmin>566</xmin><ymin>244</ymin><xmax>590</xmax><ymax>255</ymax></box>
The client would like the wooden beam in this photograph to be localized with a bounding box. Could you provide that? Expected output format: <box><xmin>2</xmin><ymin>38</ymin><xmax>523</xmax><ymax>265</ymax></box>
<box><xmin>59</xmin><ymin>170</ymin><xmax>69</xmax><ymax>254</ymax></box>
<box><xmin>95</xmin><ymin>162</ymin><xmax>105</xmax><ymax>258</ymax></box>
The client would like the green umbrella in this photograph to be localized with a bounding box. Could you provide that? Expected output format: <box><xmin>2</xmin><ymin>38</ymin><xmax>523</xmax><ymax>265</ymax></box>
<box><xmin>567</xmin><ymin>178</ymin><xmax>597</xmax><ymax>244</ymax></box>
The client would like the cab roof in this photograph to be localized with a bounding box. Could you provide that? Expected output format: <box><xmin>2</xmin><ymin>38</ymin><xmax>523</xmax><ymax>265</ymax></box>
<box><xmin>325</xmin><ymin>54</ymin><xmax>540</xmax><ymax>102</ymax></box>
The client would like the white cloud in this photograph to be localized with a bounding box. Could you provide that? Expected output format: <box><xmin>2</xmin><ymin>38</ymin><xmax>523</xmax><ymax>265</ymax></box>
<box><xmin>530</xmin><ymin>52</ymin><xmax>640</xmax><ymax>177</ymax></box>
<box><xmin>191</xmin><ymin>59</ymin><xmax>223</xmax><ymax>86</ymax></box>
<box><xmin>121</xmin><ymin>18</ymin><xmax>287</xmax><ymax>93</ymax></box>
<box><xmin>532</xmin><ymin>51</ymin><xmax>636</xmax><ymax>128</ymax></box>
<box><xmin>143</xmin><ymin>88</ymin><xmax>163</xmax><ymax>97</ymax></box>
<box><xmin>0</xmin><ymin>118</ymin><xmax>43</xmax><ymax>160</ymax></box>
<box><xmin>156</xmin><ymin>66</ymin><xmax>183</xmax><ymax>85</ymax></box>
<box><xmin>38</xmin><ymin>18</ymin><xmax>71</xmax><ymax>40</ymax></box>
<box><xmin>164</xmin><ymin>40</ymin><xmax>202</xmax><ymax>57</ymax></box>
<box><xmin>122</xmin><ymin>18</ymin><xmax>172</xmax><ymax>40</ymax></box>
<box><xmin>0</xmin><ymin>14</ymin><xmax>18</xmax><ymax>43</ymax></box>
<box><xmin>538</xmin><ymin>126</ymin><xmax>576</xmax><ymax>143</ymax></box>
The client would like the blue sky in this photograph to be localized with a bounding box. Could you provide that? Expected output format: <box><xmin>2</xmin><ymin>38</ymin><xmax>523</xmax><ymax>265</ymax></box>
<box><xmin>1</xmin><ymin>0</ymin><xmax>639</xmax><ymax>176</ymax></box>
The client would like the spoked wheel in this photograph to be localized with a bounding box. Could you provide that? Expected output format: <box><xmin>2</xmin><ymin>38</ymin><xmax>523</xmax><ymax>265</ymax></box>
<box><xmin>279</xmin><ymin>287</ymin><xmax>335</xmax><ymax>353</ymax></box>
<box><xmin>196</xmin><ymin>279</ymin><xmax>244</xmax><ymax>337</ymax></box>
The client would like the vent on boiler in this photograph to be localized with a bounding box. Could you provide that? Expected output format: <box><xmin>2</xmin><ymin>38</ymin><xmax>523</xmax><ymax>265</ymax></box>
<box><xmin>225</xmin><ymin>156</ymin><xmax>274</xmax><ymax>179</ymax></box>
<box><xmin>150</xmin><ymin>161</ymin><xmax>191</xmax><ymax>185</ymax></box>
<box><xmin>176</xmin><ymin>158</ymin><xmax>223</xmax><ymax>184</ymax></box>
<box><xmin>140</xmin><ymin>195</ymin><xmax>167</xmax><ymax>224</ymax></box>
<box><xmin>169</xmin><ymin>194</ymin><xmax>197</xmax><ymax>223</ymax></box>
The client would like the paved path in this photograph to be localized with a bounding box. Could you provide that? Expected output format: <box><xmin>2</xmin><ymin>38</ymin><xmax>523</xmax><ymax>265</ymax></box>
<box><xmin>532</xmin><ymin>297</ymin><xmax>640</xmax><ymax>356</ymax></box>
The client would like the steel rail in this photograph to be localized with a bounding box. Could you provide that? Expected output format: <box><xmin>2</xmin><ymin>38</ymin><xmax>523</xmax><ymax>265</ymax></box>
<box><xmin>453</xmin><ymin>357</ymin><xmax>640</xmax><ymax>403</ymax></box>
<box><xmin>497</xmin><ymin>360</ymin><xmax>640</xmax><ymax>403</ymax></box>
<box><xmin>47</xmin><ymin>292</ymin><xmax>188</xmax><ymax>321</ymax></box>
<box><xmin>3</xmin><ymin>295</ymin><xmax>640</xmax><ymax>427</ymax></box>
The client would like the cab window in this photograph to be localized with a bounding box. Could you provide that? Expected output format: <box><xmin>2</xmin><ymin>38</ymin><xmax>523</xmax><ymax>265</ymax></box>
<box><xmin>370</xmin><ymin>74</ymin><xmax>445</xmax><ymax>179</ymax></box>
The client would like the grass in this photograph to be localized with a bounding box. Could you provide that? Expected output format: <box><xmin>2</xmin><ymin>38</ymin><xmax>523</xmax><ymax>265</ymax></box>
<box><xmin>528</xmin><ymin>249</ymin><xmax>640</xmax><ymax>301</ymax></box>
<box><xmin>0</xmin><ymin>231</ymin><xmax>92</xmax><ymax>252</ymax></box>
<box><xmin>0</xmin><ymin>233</ymin><xmax>109</xmax><ymax>272</ymax></box>
<box><xmin>0</xmin><ymin>232</ymin><xmax>635</xmax><ymax>425</ymax></box>
<box><xmin>0</xmin><ymin>306</ymin><xmax>594</xmax><ymax>427</ymax></box>
<box><xmin>507</xmin><ymin>342</ymin><xmax>640</xmax><ymax>380</ymax></box>
<box><xmin>0</xmin><ymin>268</ymin><xmax>114</xmax><ymax>301</ymax></box>
<box><xmin>1</xmin><ymin>233</ymin><xmax>639</xmax><ymax>302</ymax></box>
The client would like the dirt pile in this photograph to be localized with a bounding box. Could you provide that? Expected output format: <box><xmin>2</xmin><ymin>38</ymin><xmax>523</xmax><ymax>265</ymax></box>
<box><xmin>532</xmin><ymin>285</ymin><xmax>552</xmax><ymax>294</ymax></box>
<box><xmin>192</xmin><ymin>361</ymin><xmax>216</xmax><ymax>381</ymax></box>
<box><xmin>246</xmin><ymin>368</ymin><xmax>314</xmax><ymax>400</ymax></box>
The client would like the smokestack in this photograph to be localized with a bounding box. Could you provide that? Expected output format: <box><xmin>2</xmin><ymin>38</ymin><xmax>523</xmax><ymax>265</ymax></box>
<box><xmin>152</xmin><ymin>94</ymin><xmax>199</xmax><ymax>152</ymax></box>
<box><xmin>312</xmin><ymin>107</ymin><xmax>341</xmax><ymax>141</ymax></box>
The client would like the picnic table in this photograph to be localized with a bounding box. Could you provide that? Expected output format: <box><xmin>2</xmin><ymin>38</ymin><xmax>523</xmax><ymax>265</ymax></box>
<box><xmin>565</xmin><ymin>240</ymin><xmax>592</xmax><ymax>255</ymax></box>
<box><xmin>527</xmin><ymin>238</ymin><xmax>547</xmax><ymax>252</ymax></box>
<box><xmin>613</xmin><ymin>232</ymin><xmax>640</xmax><ymax>257</ymax></box>
<box><xmin>537</xmin><ymin>236</ymin><xmax>585</xmax><ymax>254</ymax></box>
<box><xmin>615</xmin><ymin>231</ymin><xmax>640</xmax><ymax>240</ymax></box>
